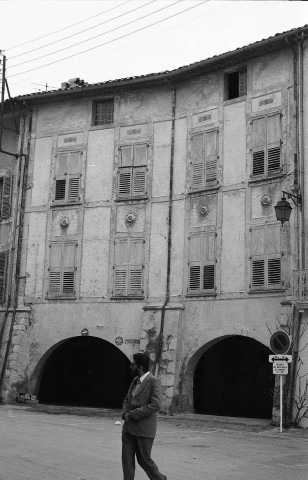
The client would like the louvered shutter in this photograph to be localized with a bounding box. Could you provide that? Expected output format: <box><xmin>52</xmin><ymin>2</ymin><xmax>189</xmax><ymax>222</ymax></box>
<box><xmin>128</xmin><ymin>239</ymin><xmax>143</xmax><ymax>295</ymax></box>
<box><xmin>67</xmin><ymin>152</ymin><xmax>81</xmax><ymax>201</ymax></box>
<box><xmin>0</xmin><ymin>252</ymin><xmax>7</xmax><ymax>303</ymax></box>
<box><xmin>49</xmin><ymin>243</ymin><xmax>62</xmax><ymax>294</ymax></box>
<box><xmin>191</xmin><ymin>134</ymin><xmax>204</xmax><ymax>190</ymax></box>
<box><xmin>118</xmin><ymin>168</ymin><xmax>132</xmax><ymax>197</ymax></box>
<box><xmin>203</xmin><ymin>233</ymin><xmax>215</xmax><ymax>290</ymax></box>
<box><xmin>267</xmin><ymin>114</ymin><xmax>281</xmax><ymax>174</ymax></box>
<box><xmin>188</xmin><ymin>234</ymin><xmax>202</xmax><ymax>292</ymax></box>
<box><xmin>62</xmin><ymin>243</ymin><xmax>76</xmax><ymax>295</ymax></box>
<box><xmin>205</xmin><ymin>131</ymin><xmax>218</xmax><ymax>184</ymax></box>
<box><xmin>114</xmin><ymin>239</ymin><xmax>129</xmax><ymax>296</ymax></box>
<box><xmin>132</xmin><ymin>167</ymin><xmax>146</xmax><ymax>197</ymax></box>
<box><xmin>252</xmin><ymin>118</ymin><xmax>265</xmax><ymax>176</ymax></box>
<box><xmin>55</xmin><ymin>153</ymin><xmax>68</xmax><ymax>201</ymax></box>
<box><xmin>251</xmin><ymin>226</ymin><xmax>265</xmax><ymax>288</ymax></box>
<box><xmin>267</xmin><ymin>224</ymin><xmax>281</xmax><ymax>287</ymax></box>
<box><xmin>1</xmin><ymin>177</ymin><xmax>12</xmax><ymax>219</ymax></box>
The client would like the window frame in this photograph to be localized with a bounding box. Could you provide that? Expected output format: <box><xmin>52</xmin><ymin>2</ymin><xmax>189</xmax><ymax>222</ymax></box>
<box><xmin>225</xmin><ymin>67</ymin><xmax>247</xmax><ymax>100</ymax></box>
<box><xmin>187</xmin><ymin>231</ymin><xmax>216</xmax><ymax>296</ymax></box>
<box><xmin>117</xmin><ymin>143</ymin><xmax>148</xmax><ymax>200</ymax></box>
<box><xmin>92</xmin><ymin>99</ymin><xmax>114</xmax><ymax>126</ymax></box>
<box><xmin>53</xmin><ymin>151</ymin><xmax>82</xmax><ymax>205</ymax></box>
<box><xmin>48</xmin><ymin>241</ymin><xmax>77</xmax><ymax>298</ymax></box>
<box><xmin>190</xmin><ymin>129</ymin><xmax>219</xmax><ymax>192</ymax></box>
<box><xmin>113</xmin><ymin>237</ymin><xmax>144</xmax><ymax>298</ymax></box>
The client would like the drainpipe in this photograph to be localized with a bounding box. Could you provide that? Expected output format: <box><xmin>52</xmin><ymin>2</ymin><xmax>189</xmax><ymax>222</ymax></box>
<box><xmin>155</xmin><ymin>80</ymin><xmax>176</xmax><ymax>377</ymax></box>
<box><xmin>0</xmin><ymin>111</ymin><xmax>31</xmax><ymax>399</ymax></box>
<box><xmin>286</xmin><ymin>33</ymin><xmax>305</xmax><ymax>425</ymax></box>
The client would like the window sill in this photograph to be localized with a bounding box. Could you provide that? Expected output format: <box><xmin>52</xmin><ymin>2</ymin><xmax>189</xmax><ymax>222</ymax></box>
<box><xmin>223</xmin><ymin>95</ymin><xmax>247</xmax><ymax>106</ymax></box>
<box><xmin>248</xmin><ymin>173</ymin><xmax>285</xmax><ymax>185</ymax></box>
<box><xmin>248</xmin><ymin>288</ymin><xmax>285</xmax><ymax>294</ymax></box>
<box><xmin>46</xmin><ymin>295</ymin><xmax>77</xmax><ymax>300</ymax></box>
<box><xmin>186</xmin><ymin>292</ymin><xmax>217</xmax><ymax>298</ymax></box>
<box><xmin>90</xmin><ymin>124</ymin><xmax>115</xmax><ymax>131</ymax></box>
<box><xmin>115</xmin><ymin>196</ymin><xmax>149</xmax><ymax>202</ymax></box>
<box><xmin>51</xmin><ymin>201</ymin><xmax>82</xmax><ymax>208</ymax></box>
<box><xmin>111</xmin><ymin>296</ymin><xmax>144</xmax><ymax>300</ymax></box>
<box><xmin>188</xmin><ymin>184</ymin><xmax>220</xmax><ymax>195</ymax></box>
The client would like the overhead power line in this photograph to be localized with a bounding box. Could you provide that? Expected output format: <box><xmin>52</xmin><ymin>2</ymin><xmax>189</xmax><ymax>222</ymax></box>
<box><xmin>10</xmin><ymin>0</ymin><xmax>182</xmax><ymax>69</ymax></box>
<box><xmin>8</xmin><ymin>0</ymin><xmax>208</xmax><ymax>79</ymax></box>
<box><xmin>5</xmin><ymin>0</ymin><xmax>133</xmax><ymax>51</ymax></box>
<box><xmin>10</xmin><ymin>0</ymin><xmax>156</xmax><ymax>60</ymax></box>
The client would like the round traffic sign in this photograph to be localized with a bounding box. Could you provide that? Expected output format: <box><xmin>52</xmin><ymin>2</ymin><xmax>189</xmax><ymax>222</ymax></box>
<box><xmin>270</xmin><ymin>330</ymin><xmax>291</xmax><ymax>354</ymax></box>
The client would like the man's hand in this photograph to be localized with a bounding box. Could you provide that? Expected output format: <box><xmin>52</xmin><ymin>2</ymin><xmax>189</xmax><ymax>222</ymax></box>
<box><xmin>124</xmin><ymin>413</ymin><xmax>130</xmax><ymax>422</ymax></box>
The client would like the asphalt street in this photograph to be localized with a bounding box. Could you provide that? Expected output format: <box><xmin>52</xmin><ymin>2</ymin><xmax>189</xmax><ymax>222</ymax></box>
<box><xmin>0</xmin><ymin>406</ymin><xmax>307</xmax><ymax>480</ymax></box>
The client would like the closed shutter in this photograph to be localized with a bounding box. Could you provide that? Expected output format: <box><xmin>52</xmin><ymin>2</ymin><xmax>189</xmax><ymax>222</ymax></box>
<box><xmin>251</xmin><ymin>226</ymin><xmax>265</xmax><ymax>289</ymax></box>
<box><xmin>252</xmin><ymin>118</ymin><xmax>265</xmax><ymax>176</ymax></box>
<box><xmin>203</xmin><ymin>233</ymin><xmax>215</xmax><ymax>290</ymax></box>
<box><xmin>1</xmin><ymin>177</ymin><xmax>13</xmax><ymax>219</ymax></box>
<box><xmin>114</xmin><ymin>238</ymin><xmax>143</xmax><ymax>296</ymax></box>
<box><xmin>62</xmin><ymin>243</ymin><xmax>76</xmax><ymax>295</ymax></box>
<box><xmin>267</xmin><ymin>114</ymin><xmax>281</xmax><ymax>174</ymax></box>
<box><xmin>132</xmin><ymin>167</ymin><xmax>146</xmax><ymax>196</ymax></box>
<box><xmin>49</xmin><ymin>243</ymin><xmax>62</xmax><ymax>294</ymax></box>
<box><xmin>191</xmin><ymin>134</ymin><xmax>204</xmax><ymax>190</ymax></box>
<box><xmin>188</xmin><ymin>234</ymin><xmax>202</xmax><ymax>292</ymax></box>
<box><xmin>118</xmin><ymin>144</ymin><xmax>147</xmax><ymax>198</ymax></box>
<box><xmin>55</xmin><ymin>152</ymin><xmax>81</xmax><ymax>202</ymax></box>
<box><xmin>251</xmin><ymin>224</ymin><xmax>281</xmax><ymax>289</ymax></box>
<box><xmin>118</xmin><ymin>146</ymin><xmax>132</xmax><ymax>198</ymax></box>
<box><xmin>267</xmin><ymin>224</ymin><xmax>281</xmax><ymax>287</ymax></box>
<box><xmin>128</xmin><ymin>239</ymin><xmax>143</xmax><ymax>295</ymax></box>
<box><xmin>0</xmin><ymin>252</ymin><xmax>7</xmax><ymax>303</ymax></box>
<box><xmin>114</xmin><ymin>239</ymin><xmax>129</xmax><ymax>296</ymax></box>
<box><xmin>49</xmin><ymin>242</ymin><xmax>76</xmax><ymax>296</ymax></box>
<box><xmin>205</xmin><ymin>131</ymin><xmax>218</xmax><ymax>184</ymax></box>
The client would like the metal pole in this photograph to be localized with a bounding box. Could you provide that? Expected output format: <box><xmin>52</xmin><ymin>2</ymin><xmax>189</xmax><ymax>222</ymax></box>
<box><xmin>280</xmin><ymin>375</ymin><xmax>283</xmax><ymax>433</ymax></box>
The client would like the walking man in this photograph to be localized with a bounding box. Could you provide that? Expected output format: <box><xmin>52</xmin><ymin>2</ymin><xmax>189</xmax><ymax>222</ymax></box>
<box><xmin>121</xmin><ymin>352</ymin><xmax>167</xmax><ymax>480</ymax></box>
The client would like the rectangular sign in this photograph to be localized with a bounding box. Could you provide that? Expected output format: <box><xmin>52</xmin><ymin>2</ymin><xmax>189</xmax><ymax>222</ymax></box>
<box><xmin>269</xmin><ymin>355</ymin><xmax>292</xmax><ymax>363</ymax></box>
<box><xmin>273</xmin><ymin>362</ymin><xmax>288</xmax><ymax>375</ymax></box>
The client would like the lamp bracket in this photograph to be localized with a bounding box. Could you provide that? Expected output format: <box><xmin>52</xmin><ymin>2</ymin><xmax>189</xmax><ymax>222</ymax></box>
<box><xmin>282</xmin><ymin>190</ymin><xmax>301</xmax><ymax>207</ymax></box>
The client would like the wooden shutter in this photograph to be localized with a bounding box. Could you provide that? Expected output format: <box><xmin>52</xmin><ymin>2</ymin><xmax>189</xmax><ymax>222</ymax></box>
<box><xmin>134</xmin><ymin>144</ymin><xmax>147</xmax><ymax>166</ymax></box>
<box><xmin>267</xmin><ymin>224</ymin><xmax>281</xmax><ymax>287</ymax></box>
<box><xmin>203</xmin><ymin>233</ymin><xmax>215</xmax><ymax>290</ymax></box>
<box><xmin>128</xmin><ymin>239</ymin><xmax>143</xmax><ymax>295</ymax></box>
<box><xmin>0</xmin><ymin>252</ymin><xmax>7</xmax><ymax>303</ymax></box>
<box><xmin>55</xmin><ymin>152</ymin><xmax>81</xmax><ymax>202</ymax></box>
<box><xmin>188</xmin><ymin>234</ymin><xmax>202</xmax><ymax>292</ymax></box>
<box><xmin>114</xmin><ymin>239</ymin><xmax>129</xmax><ymax>296</ymax></box>
<box><xmin>205</xmin><ymin>131</ymin><xmax>218</xmax><ymax>184</ymax></box>
<box><xmin>1</xmin><ymin>177</ymin><xmax>13</xmax><ymax>219</ymax></box>
<box><xmin>49</xmin><ymin>243</ymin><xmax>62</xmax><ymax>294</ymax></box>
<box><xmin>252</xmin><ymin>118</ymin><xmax>265</xmax><ymax>176</ymax></box>
<box><xmin>191</xmin><ymin>134</ymin><xmax>204</xmax><ymax>190</ymax></box>
<box><xmin>251</xmin><ymin>226</ymin><xmax>265</xmax><ymax>288</ymax></box>
<box><xmin>118</xmin><ymin>168</ymin><xmax>132</xmax><ymax>197</ymax></box>
<box><xmin>239</xmin><ymin>69</ymin><xmax>247</xmax><ymax>97</ymax></box>
<box><xmin>132</xmin><ymin>167</ymin><xmax>146</xmax><ymax>196</ymax></box>
<box><xmin>267</xmin><ymin>114</ymin><xmax>281</xmax><ymax>174</ymax></box>
<box><xmin>62</xmin><ymin>243</ymin><xmax>76</xmax><ymax>295</ymax></box>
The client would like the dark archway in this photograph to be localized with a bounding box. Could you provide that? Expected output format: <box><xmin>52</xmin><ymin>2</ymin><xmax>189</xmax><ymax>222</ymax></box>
<box><xmin>38</xmin><ymin>336</ymin><xmax>131</xmax><ymax>408</ymax></box>
<box><xmin>193</xmin><ymin>336</ymin><xmax>274</xmax><ymax>418</ymax></box>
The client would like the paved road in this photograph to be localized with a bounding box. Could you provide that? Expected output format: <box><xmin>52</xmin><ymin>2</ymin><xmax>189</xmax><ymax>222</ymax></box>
<box><xmin>0</xmin><ymin>406</ymin><xmax>307</xmax><ymax>480</ymax></box>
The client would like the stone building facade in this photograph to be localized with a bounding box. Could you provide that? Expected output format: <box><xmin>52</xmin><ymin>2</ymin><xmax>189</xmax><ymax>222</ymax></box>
<box><xmin>1</xmin><ymin>26</ymin><xmax>308</xmax><ymax>425</ymax></box>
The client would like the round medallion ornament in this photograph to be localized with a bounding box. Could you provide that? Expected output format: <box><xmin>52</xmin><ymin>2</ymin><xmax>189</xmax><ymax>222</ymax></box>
<box><xmin>60</xmin><ymin>217</ymin><xmax>70</xmax><ymax>228</ymax></box>
<box><xmin>115</xmin><ymin>336</ymin><xmax>124</xmax><ymax>346</ymax></box>
<box><xmin>125</xmin><ymin>213</ymin><xmax>136</xmax><ymax>225</ymax></box>
<box><xmin>199</xmin><ymin>205</ymin><xmax>209</xmax><ymax>217</ymax></box>
<box><xmin>261</xmin><ymin>195</ymin><xmax>272</xmax><ymax>207</ymax></box>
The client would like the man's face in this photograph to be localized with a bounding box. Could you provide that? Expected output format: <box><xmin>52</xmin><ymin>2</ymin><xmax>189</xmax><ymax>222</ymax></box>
<box><xmin>130</xmin><ymin>360</ymin><xmax>139</xmax><ymax>377</ymax></box>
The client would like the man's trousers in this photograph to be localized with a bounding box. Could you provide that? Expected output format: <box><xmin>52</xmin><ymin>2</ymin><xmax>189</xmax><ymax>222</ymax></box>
<box><xmin>122</xmin><ymin>431</ymin><xmax>165</xmax><ymax>480</ymax></box>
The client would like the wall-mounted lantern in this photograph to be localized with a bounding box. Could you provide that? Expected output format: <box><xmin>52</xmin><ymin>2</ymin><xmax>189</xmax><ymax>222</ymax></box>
<box><xmin>274</xmin><ymin>191</ymin><xmax>301</xmax><ymax>226</ymax></box>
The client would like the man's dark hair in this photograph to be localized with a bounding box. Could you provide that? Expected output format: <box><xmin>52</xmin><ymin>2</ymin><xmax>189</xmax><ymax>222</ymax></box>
<box><xmin>133</xmin><ymin>352</ymin><xmax>150</xmax><ymax>372</ymax></box>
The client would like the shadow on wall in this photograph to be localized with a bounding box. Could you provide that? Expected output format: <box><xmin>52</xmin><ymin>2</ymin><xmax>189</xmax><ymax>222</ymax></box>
<box><xmin>193</xmin><ymin>336</ymin><xmax>275</xmax><ymax>419</ymax></box>
<box><xmin>38</xmin><ymin>336</ymin><xmax>131</xmax><ymax>408</ymax></box>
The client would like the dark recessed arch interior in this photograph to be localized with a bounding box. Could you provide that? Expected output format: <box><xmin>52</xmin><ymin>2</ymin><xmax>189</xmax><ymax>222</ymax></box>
<box><xmin>193</xmin><ymin>336</ymin><xmax>275</xmax><ymax>418</ymax></box>
<box><xmin>38</xmin><ymin>336</ymin><xmax>131</xmax><ymax>408</ymax></box>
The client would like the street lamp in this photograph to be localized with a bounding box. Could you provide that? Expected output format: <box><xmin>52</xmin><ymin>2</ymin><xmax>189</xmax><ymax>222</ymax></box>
<box><xmin>274</xmin><ymin>191</ymin><xmax>301</xmax><ymax>226</ymax></box>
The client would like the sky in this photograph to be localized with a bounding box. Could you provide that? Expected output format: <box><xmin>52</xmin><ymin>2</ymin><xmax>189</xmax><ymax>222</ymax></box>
<box><xmin>0</xmin><ymin>0</ymin><xmax>307</xmax><ymax>98</ymax></box>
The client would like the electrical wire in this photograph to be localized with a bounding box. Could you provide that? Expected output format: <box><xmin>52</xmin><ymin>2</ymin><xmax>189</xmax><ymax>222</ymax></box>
<box><xmin>5</xmin><ymin>0</ymin><xmax>133</xmax><ymax>51</ymax></box>
<box><xmin>8</xmin><ymin>0</ymin><xmax>208</xmax><ymax>79</ymax></box>
<box><xmin>10</xmin><ymin>0</ymin><xmax>156</xmax><ymax>60</ymax></box>
<box><xmin>10</xmin><ymin>0</ymin><xmax>182</xmax><ymax>69</ymax></box>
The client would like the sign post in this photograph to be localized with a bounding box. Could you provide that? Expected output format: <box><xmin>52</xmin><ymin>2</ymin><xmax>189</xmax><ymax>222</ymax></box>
<box><xmin>269</xmin><ymin>331</ymin><xmax>292</xmax><ymax>433</ymax></box>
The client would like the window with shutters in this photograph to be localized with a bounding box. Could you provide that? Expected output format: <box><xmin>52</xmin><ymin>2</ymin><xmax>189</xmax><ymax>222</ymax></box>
<box><xmin>187</xmin><ymin>232</ymin><xmax>216</xmax><ymax>295</ymax></box>
<box><xmin>54</xmin><ymin>151</ymin><xmax>82</xmax><ymax>204</ymax></box>
<box><xmin>93</xmin><ymin>99</ymin><xmax>114</xmax><ymax>126</ymax></box>
<box><xmin>225</xmin><ymin>68</ymin><xmax>247</xmax><ymax>100</ymax></box>
<box><xmin>117</xmin><ymin>144</ymin><xmax>147</xmax><ymax>199</ymax></box>
<box><xmin>113</xmin><ymin>238</ymin><xmax>144</xmax><ymax>297</ymax></box>
<box><xmin>250</xmin><ymin>224</ymin><xmax>282</xmax><ymax>291</ymax></box>
<box><xmin>0</xmin><ymin>251</ymin><xmax>8</xmax><ymax>304</ymax></box>
<box><xmin>190</xmin><ymin>130</ymin><xmax>218</xmax><ymax>191</ymax></box>
<box><xmin>0</xmin><ymin>177</ymin><xmax>13</xmax><ymax>219</ymax></box>
<box><xmin>251</xmin><ymin>114</ymin><xmax>281</xmax><ymax>178</ymax></box>
<box><xmin>48</xmin><ymin>242</ymin><xmax>77</xmax><ymax>297</ymax></box>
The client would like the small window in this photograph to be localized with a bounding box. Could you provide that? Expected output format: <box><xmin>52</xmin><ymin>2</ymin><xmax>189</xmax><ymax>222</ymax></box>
<box><xmin>113</xmin><ymin>238</ymin><xmax>144</xmax><ymax>297</ymax></box>
<box><xmin>0</xmin><ymin>176</ymin><xmax>13</xmax><ymax>219</ymax></box>
<box><xmin>0</xmin><ymin>251</ymin><xmax>8</xmax><ymax>303</ymax></box>
<box><xmin>251</xmin><ymin>114</ymin><xmax>281</xmax><ymax>178</ymax></box>
<box><xmin>250</xmin><ymin>224</ymin><xmax>281</xmax><ymax>290</ymax></box>
<box><xmin>54</xmin><ymin>152</ymin><xmax>81</xmax><ymax>204</ymax></box>
<box><xmin>187</xmin><ymin>232</ymin><xmax>215</xmax><ymax>295</ymax></box>
<box><xmin>93</xmin><ymin>99</ymin><xmax>114</xmax><ymax>126</ymax></box>
<box><xmin>226</xmin><ymin>68</ymin><xmax>247</xmax><ymax>100</ymax></box>
<box><xmin>191</xmin><ymin>131</ymin><xmax>218</xmax><ymax>190</ymax></box>
<box><xmin>48</xmin><ymin>242</ymin><xmax>77</xmax><ymax>297</ymax></box>
<box><xmin>117</xmin><ymin>144</ymin><xmax>147</xmax><ymax>199</ymax></box>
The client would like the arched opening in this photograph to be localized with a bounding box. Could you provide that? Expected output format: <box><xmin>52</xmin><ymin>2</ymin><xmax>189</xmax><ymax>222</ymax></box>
<box><xmin>193</xmin><ymin>336</ymin><xmax>274</xmax><ymax>418</ymax></box>
<box><xmin>38</xmin><ymin>336</ymin><xmax>131</xmax><ymax>408</ymax></box>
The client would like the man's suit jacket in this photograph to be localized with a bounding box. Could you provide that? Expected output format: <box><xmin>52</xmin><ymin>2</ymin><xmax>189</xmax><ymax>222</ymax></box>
<box><xmin>122</xmin><ymin>373</ymin><xmax>162</xmax><ymax>438</ymax></box>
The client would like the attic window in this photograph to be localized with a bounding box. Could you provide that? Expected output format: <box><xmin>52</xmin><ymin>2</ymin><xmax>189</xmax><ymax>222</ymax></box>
<box><xmin>93</xmin><ymin>99</ymin><xmax>114</xmax><ymax>126</ymax></box>
<box><xmin>226</xmin><ymin>68</ymin><xmax>247</xmax><ymax>100</ymax></box>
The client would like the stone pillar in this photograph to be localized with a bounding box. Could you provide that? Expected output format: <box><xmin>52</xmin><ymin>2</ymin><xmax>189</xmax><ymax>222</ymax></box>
<box><xmin>1</xmin><ymin>310</ymin><xmax>32</xmax><ymax>402</ymax></box>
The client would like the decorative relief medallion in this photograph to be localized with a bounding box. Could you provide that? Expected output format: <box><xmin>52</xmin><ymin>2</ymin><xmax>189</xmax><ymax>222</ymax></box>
<box><xmin>261</xmin><ymin>195</ymin><xmax>272</xmax><ymax>207</ymax></box>
<box><xmin>125</xmin><ymin>213</ymin><xmax>137</xmax><ymax>225</ymax></box>
<box><xmin>60</xmin><ymin>216</ymin><xmax>70</xmax><ymax>228</ymax></box>
<box><xmin>199</xmin><ymin>205</ymin><xmax>209</xmax><ymax>217</ymax></box>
